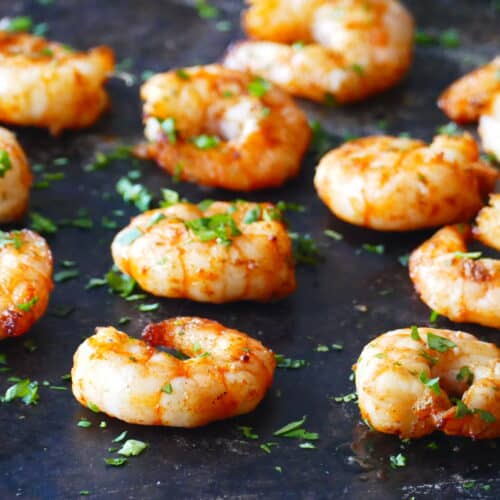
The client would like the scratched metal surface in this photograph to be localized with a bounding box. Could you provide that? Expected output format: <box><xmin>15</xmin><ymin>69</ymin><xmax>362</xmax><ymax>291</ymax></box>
<box><xmin>0</xmin><ymin>0</ymin><xmax>498</xmax><ymax>499</ymax></box>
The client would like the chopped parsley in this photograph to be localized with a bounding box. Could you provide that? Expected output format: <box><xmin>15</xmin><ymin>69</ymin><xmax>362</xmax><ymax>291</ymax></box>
<box><xmin>116</xmin><ymin>178</ymin><xmax>152</xmax><ymax>212</ymax></box>
<box><xmin>176</xmin><ymin>69</ymin><xmax>190</xmax><ymax>80</ymax></box>
<box><xmin>3</xmin><ymin>16</ymin><xmax>33</xmax><ymax>32</ymax></box>
<box><xmin>452</xmin><ymin>251</ymin><xmax>482</xmax><ymax>260</ymax></box>
<box><xmin>191</xmin><ymin>134</ymin><xmax>220</xmax><ymax>149</ymax></box>
<box><xmin>248</xmin><ymin>76</ymin><xmax>270</xmax><ymax>97</ymax></box>
<box><xmin>0</xmin><ymin>231</ymin><xmax>22</xmax><ymax>249</ymax></box>
<box><xmin>161</xmin><ymin>383</ymin><xmax>173</xmax><ymax>394</ymax></box>
<box><xmin>160</xmin><ymin>188</ymin><xmax>183</xmax><ymax>207</ymax></box>
<box><xmin>116</xmin><ymin>227</ymin><xmax>143</xmax><ymax>246</ymax></box>
<box><xmin>273</xmin><ymin>416</ymin><xmax>307</xmax><ymax>437</ymax></box>
<box><xmin>419</xmin><ymin>372</ymin><xmax>441</xmax><ymax>395</ymax></box>
<box><xmin>85</xmin><ymin>146</ymin><xmax>132</xmax><ymax>172</ymax></box>
<box><xmin>242</xmin><ymin>206</ymin><xmax>261</xmax><ymax>224</ymax></box>
<box><xmin>289</xmin><ymin>232</ymin><xmax>321</xmax><ymax>265</ymax></box>
<box><xmin>362</xmin><ymin>243</ymin><xmax>385</xmax><ymax>255</ymax></box>
<box><xmin>410</xmin><ymin>326</ymin><xmax>421</xmax><ymax>341</ymax></box>
<box><xmin>456</xmin><ymin>366</ymin><xmax>474</xmax><ymax>384</ymax></box>
<box><xmin>17</xmin><ymin>297</ymin><xmax>38</xmax><ymax>312</ymax></box>
<box><xmin>1</xmin><ymin>378</ymin><xmax>39</xmax><ymax>405</ymax></box>
<box><xmin>88</xmin><ymin>402</ymin><xmax>100</xmax><ymax>413</ymax></box>
<box><xmin>436</xmin><ymin>122</ymin><xmax>462</xmax><ymax>136</ymax></box>
<box><xmin>112</xmin><ymin>431</ymin><xmax>128</xmax><ymax>443</ymax></box>
<box><xmin>215</xmin><ymin>20</ymin><xmax>232</xmax><ymax>32</ymax></box>
<box><xmin>332</xmin><ymin>393</ymin><xmax>357</xmax><ymax>403</ymax></box>
<box><xmin>160</xmin><ymin>117</ymin><xmax>177</xmax><ymax>144</ymax></box>
<box><xmin>118</xmin><ymin>439</ymin><xmax>148</xmax><ymax>457</ymax></box>
<box><xmin>398</xmin><ymin>254</ymin><xmax>409</xmax><ymax>267</ymax></box>
<box><xmin>195</xmin><ymin>0</ymin><xmax>220</xmax><ymax>19</ymax></box>
<box><xmin>309</xmin><ymin>120</ymin><xmax>335</xmax><ymax>157</ymax></box>
<box><xmin>185</xmin><ymin>213</ymin><xmax>241</xmax><ymax>245</ymax></box>
<box><xmin>172</xmin><ymin>162</ymin><xmax>183</xmax><ymax>182</ymax></box>
<box><xmin>77</xmin><ymin>418</ymin><xmax>92</xmax><ymax>428</ymax></box>
<box><xmin>429</xmin><ymin>310</ymin><xmax>440</xmax><ymax>323</ymax></box>
<box><xmin>238</xmin><ymin>426</ymin><xmax>259</xmax><ymax>440</ymax></box>
<box><xmin>104</xmin><ymin>457</ymin><xmax>127</xmax><ymax>467</ymax></box>
<box><xmin>30</xmin><ymin>212</ymin><xmax>58</xmax><ymax>234</ymax></box>
<box><xmin>324</xmin><ymin>229</ymin><xmax>343</xmax><ymax>241</ymax></box>
<box><xmin>274</xmin><ymin>354</ymin><xmax>306</xmax><ymax>369</ymax></box>
<box><xmin>389</xmin><ymin>453</ymin><xmax>407</xmax><ymax>469</ymax></box>
<box><xmin>0</xmin><ymin>150</ymin><xmax>12</xmax><ymax>177</ymax></box>
<box><xmin>427</xmin><ymin>333</ymin><xmax>457</xmax><ymax>352</ymax></box>
<box><xmin>260</xmin><ymin>442</ymin><xmax>278</xmax><ymax>454</ymax></box>
<box><xmin>415</xmin><ymin>29</ymin><xmax>460</xmax><ymax>48</ymax></box>
<box><xmin>137</xmin><ymin>303</ymin><xmax>159</xmax><ymax>312</ymax></box>
<box><xmin>54</xmin><ymin>269</ymin><xmax>80</xmax><ymax>283</ymax></box>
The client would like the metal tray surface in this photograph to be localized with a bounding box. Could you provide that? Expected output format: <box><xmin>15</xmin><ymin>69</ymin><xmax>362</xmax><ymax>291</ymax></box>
<box><xmin>0</xmin><ymin>0</ymin><xmax>498</xmax><ymax>499</ymax></box>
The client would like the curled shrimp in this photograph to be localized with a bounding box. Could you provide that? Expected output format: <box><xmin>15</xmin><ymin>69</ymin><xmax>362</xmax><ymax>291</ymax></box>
<box><xmin>474</xmin><ymin>194</ymin><xmax>500</xmax><ymax>252</ymax></box>
<box><xmin>314</xmin><ymin>134</ymin><xmax>498</xmax><ymax>231</ymax></box>
<box><xmin>438</xmin><ymin>57</ymin><xmax>500</xmax><ymax>160</ymax></box>
<box><xmin>111</xmin><ymin>200</ymin><xmax>296</xmax><ymax>303</ymax></box>
<box><xmin>139</xmin><ymin>64</ymin><xmax>310</xmax><ymax>191</ymax></box>
<box><xmin>223</xmin><ymin>0</ymin><xmax>414</xmax><ymax>103</ymax></box>
<box><xmin>409</xmin><ymin>225</ymin><xmax>500</xmax><ymax>329</ymax></box>
<box><xmin>0</xmin><ymin>32</ymin><xmax>114</xmax><ymax>135</ymax></box>
<box><xmin>71</xmin><ymin>317</ymin><xmax>276</xmax><ymax>427</ymax></box>
<box><xmin>355</xmin><ymin>328</ymin><xmax>499</xmax><ymax>439</ymax></box>
<box><xmin>0</xmin><ymin>127</ymin><xmax>31</xmax><ymax>223</ymax></box>
<box><xmin>0</xmin><ymin>229</ymin><xmax>53</xmax><ymax>340</ymax></box>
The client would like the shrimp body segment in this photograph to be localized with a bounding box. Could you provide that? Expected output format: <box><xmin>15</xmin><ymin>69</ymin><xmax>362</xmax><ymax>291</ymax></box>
<box><xmin>140</xmin><ymin>65</ymin><xmax>310</xmax><ymax>191</ymax></box>
<box><xmin>439</xmin><ymin>57</ymin><xmax>500</xmax><ymax>160</ymax></box>
<box><xmin>71</xmin><ymin>317</ymin><xmax>276</xmax><ymax>427</ymax></box>
<box><xmin>474</xmin><ymin>194</ymin><xmax>500</xmax><ymax>252</ymax></box>
<box><xmin>0</xmin><ymin>32</ymin><xmax>114</xmax><ymax>134</ymax></box>
<box><xmin>0</xmin><ymin>229</ymin><xmax>53</xmax><ymax>340</ymax></box>
<box><xmin>0</xmin><ymin>127</ymin><xmax>31</xmax><ymax>223</ymax></box>
<box><xmin>224</xmin><ymin>0</ymin><xmax>414</xmax><ymax>103</ymax></box>
<box><xmin>314</xmin><ymin>134</ymin><xmax>497</xmax><ymax>231</ymax></box>
<box><xmin>355</xmin><ymin>328</ymin><xmax>499</xmax><ymax>439</ymax></box>
<box><xmin>111</xmin><ymin>201</ymin><xmax>296</xmax><ymax>303</ymax></box>
<box><xmin>409</xmin><ymin>225</ymin><xmax>500</xmax><ymax>329</ymax></box>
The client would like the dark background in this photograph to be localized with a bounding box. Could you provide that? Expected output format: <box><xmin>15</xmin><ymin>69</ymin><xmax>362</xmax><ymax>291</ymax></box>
<box><xmin>0</xmin><ymin>1</ymin><xmax>498</xmax><ymax>498</ymax></box>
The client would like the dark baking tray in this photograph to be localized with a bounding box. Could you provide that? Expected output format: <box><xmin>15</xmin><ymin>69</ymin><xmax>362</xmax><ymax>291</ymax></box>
<box><xmin>0</xmin><ymin>0</ymin><xmax>498</xmax><ymax>498</ymax></box>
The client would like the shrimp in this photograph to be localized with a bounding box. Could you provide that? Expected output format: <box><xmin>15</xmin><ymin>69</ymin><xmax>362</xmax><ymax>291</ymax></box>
<box><xmin>139</xmin><ymin>65</ymin><xmax>310</xmax><ymax>191</ymax></box>
<box><xmin>314</xmin><ymin>134</ymin><xmax>498</xmax><ymax>231</ymax></box>
<box><xmin>409</xmin><ymin>225</ymin><xmax>500</xmax><ymax>329</ymax></box>
<box><xmin>223</xmin><ymin>0</ymin><xmax>414</xmax><ymax>103</ymax></box>
<box><xmin>111</xmin><ymin>200</ymin><xmax>296</xmax><ymax>303</ymax></box>
<box><xmin>355</xmin><ymin>328</ymin><xmax>499</xmax><ymax>439</ymax></box>
<box><xmin>0</xmin><ymin>229</ymin><xmax>53</xmax><ymax>340</ymax></box>
<box><xmin>474</xmin><ymin>194</ymin><xmax>500</xmax><ymax>252</ymax></box>
<box><xmin>0</xmin><ymin>127</ymin><xmax>31</xmax><ymax>223</ymax></box>
<box><xmin>438</xmin><ymin>57</ymin><xmax>500</xmax><ymax>160</ymax></box>
<box><xmin>0</xmin><ymin>32</ymin><xmax>114</xmax><ymax>135</ymax></box>
<box><xmin>71</xmin><ymin>317</ymin><xmax>276</xmax><ymax>427</ymax></box>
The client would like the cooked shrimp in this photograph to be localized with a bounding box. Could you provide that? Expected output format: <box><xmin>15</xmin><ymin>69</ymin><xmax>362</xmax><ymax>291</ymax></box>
<box><xmin>314</xmin><ymin>134</ymin><xmax>498</xmax><ymax>231</ymax></box>
<box><xmin>139</xmin><ymin>64</ymin><xmax>310</xmax><ymax>191</ymax></box>
<box><xmin>111</xmin><ymin>200</ymin><xmax>296</xmax><ymax>303</ymax></box>
<box><xmin>71</xmin><ymin>317</ymin><xmax>276</xmax><ymax>427</ymax></box>
<box><xmin>474</xmin><ymin>194</ymin><xmax>500</xmax><ymax>251</ymax></box>
<box><xmin>223</xmin><ymin>0</ymin><xmax>414</xmax><ymax>103</ymax></box>
<box><xmin>439</xmin><ymin>57</ymin><xmax>500</xmax><ymax>159</ymax></box>
<box><xmin>0</xmin><ymin>32</ymin><xmax>114</xmax><ymax>134</ymax></box>
<box><xmin>0</xmin><ymin>127</ymin><xmax>31</xmax><ymax>222</ymax></box>
<box><xmin>438</xmin><ymin>57</ymin><xmax>500</xmax><ymax>124</ymax></box>
<box><xmin>409</xmin><ymin>225</ymin><xmax>500</xmax><ymax>329</ymax></box>
<box><xmin>0</xmin><ymin>229</ymin><xmax>53</xmax><ymax>340</ymax></box>
<box><xmin>355</xmin><ymin>328</ymin><xmax>499</xmax><ymax>439</ymax></box>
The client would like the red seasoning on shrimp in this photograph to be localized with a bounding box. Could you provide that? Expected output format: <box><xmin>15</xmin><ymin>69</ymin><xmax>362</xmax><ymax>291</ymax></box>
<box><xmin>139</xmin><ymin>65</ymin><xmax>310</xmax><ymax>191</ymax></box>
